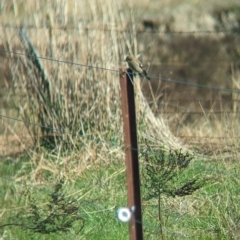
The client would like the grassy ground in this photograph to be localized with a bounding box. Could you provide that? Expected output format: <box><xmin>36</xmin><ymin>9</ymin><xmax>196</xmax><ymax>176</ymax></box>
<box><xmin>1</xmin><ymin>149</ymin><xmax>240</xmax><ymax>239</ymax></box>
<box><xmin>1</xmin><ymin>0</ymin><xmax>240</xmax><ymax>239</ymax></box>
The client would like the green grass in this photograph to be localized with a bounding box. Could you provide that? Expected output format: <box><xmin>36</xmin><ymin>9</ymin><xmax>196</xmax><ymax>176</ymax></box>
<box><xmin>1</xmin><ymin>150</ymin><xmax>240</xmax><ymax>239</ymax></box>
<box><xmin>0</xmin><ymin>153</ymin><xmax>128</xmax><ymax>240</ymax></box>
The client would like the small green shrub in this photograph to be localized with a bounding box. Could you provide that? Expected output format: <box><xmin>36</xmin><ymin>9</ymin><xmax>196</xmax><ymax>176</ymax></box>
<box><xmin>141</xmin><ymin>144</ymin><xmax>207</xmax><ymax>239</ymax></box>
<box><xmin>0</xmin><ymin>179</ymin><xmax>84</xmax><ymax>236</ymax></box>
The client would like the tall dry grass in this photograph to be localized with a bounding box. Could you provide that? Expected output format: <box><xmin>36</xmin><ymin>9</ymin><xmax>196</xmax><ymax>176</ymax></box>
<box><xmin>0</xmin><ymin>0</ymin><xmax>183</xmax><ymax>180</ymax></box>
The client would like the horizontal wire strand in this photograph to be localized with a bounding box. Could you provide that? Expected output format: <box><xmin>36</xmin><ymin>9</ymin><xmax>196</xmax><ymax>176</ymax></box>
<box><xmin>0</xmin><ymin>23</ymin><xmax>239</xmax><ymax>35</ymax></box>
<box><xmin>1</xmin><ymin>48</ymin><xmax>239</xmax><ymax>93</ymax></box>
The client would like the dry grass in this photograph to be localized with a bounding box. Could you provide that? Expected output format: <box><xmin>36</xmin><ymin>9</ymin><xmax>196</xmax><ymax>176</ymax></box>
<box><xmin>1</xmin><ymin>0</ymin><xmax>184</xmax><ymax>159</ymax></box>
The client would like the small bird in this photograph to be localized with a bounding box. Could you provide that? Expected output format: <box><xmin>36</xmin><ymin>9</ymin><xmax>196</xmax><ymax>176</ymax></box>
<box><xmin>125</xmin><ymin>55</ymin><xmax>150</xmax><ymax>80</ymax></box>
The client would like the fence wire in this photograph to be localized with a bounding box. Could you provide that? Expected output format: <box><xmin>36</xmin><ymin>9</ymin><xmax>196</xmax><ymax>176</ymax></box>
<box><xmin>1</xmin><ymin>48</ymin><xmax>240</xmax><ymax>94</ymax></box>
<box><xmin>0</xmin><ymin>23</ymin><xmax>240</xmax><ymax>35</ymax></box>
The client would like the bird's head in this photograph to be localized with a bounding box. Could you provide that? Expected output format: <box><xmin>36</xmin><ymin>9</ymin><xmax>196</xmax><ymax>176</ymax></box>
<box><xmin>125</xmin><ymin>55</ymin><xmax>133</xmax><ymax>63</ymax></box>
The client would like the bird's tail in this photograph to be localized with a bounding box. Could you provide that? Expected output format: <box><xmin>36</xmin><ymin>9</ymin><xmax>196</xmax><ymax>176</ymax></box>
<box><xmin>143</xmin><ymin>70</ymin><xmax>151</xmax><ymax>80</ymax></box>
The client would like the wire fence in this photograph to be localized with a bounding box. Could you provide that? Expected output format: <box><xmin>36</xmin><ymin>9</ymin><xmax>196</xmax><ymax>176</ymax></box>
<box><xmin>0</xmin><ymin>23</ymin><xmax>240</xmax><ymax>35</ymax></box>
<box><xmin>1</xmin><ymin>25</ymin><xmax>240</xmax><ymax>239</ymax></box>
<box><xmin>1</xmin><ymin>48</ymin><xmax>239</xmax><ymax>94</ymax></box>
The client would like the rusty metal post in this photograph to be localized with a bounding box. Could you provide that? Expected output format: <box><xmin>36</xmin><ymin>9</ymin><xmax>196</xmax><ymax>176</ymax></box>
<box><xmin>119</xmin><ymin>68</ymin><xmax>143</xmax><ymax>240</ymax></box>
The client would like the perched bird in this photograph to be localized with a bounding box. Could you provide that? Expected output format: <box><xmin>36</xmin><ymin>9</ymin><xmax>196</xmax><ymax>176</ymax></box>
<box><xmin>125</xmin><ymin>55</ymin><xmax>150</xmax><ymax>80</ymax></box>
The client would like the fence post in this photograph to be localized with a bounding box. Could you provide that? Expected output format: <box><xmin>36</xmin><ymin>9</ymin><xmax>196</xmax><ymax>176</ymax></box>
<box><xmin>119</xmin><ymin>68</ymin><xmax>143</xmax><ymax>240</ymax></box>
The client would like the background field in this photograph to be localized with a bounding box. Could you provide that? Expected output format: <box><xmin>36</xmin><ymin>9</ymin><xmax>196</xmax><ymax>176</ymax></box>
<box><xmin>1</xmin><ymin>0</ymin><xmax>240</xmax><ymax>239</ymax></box>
